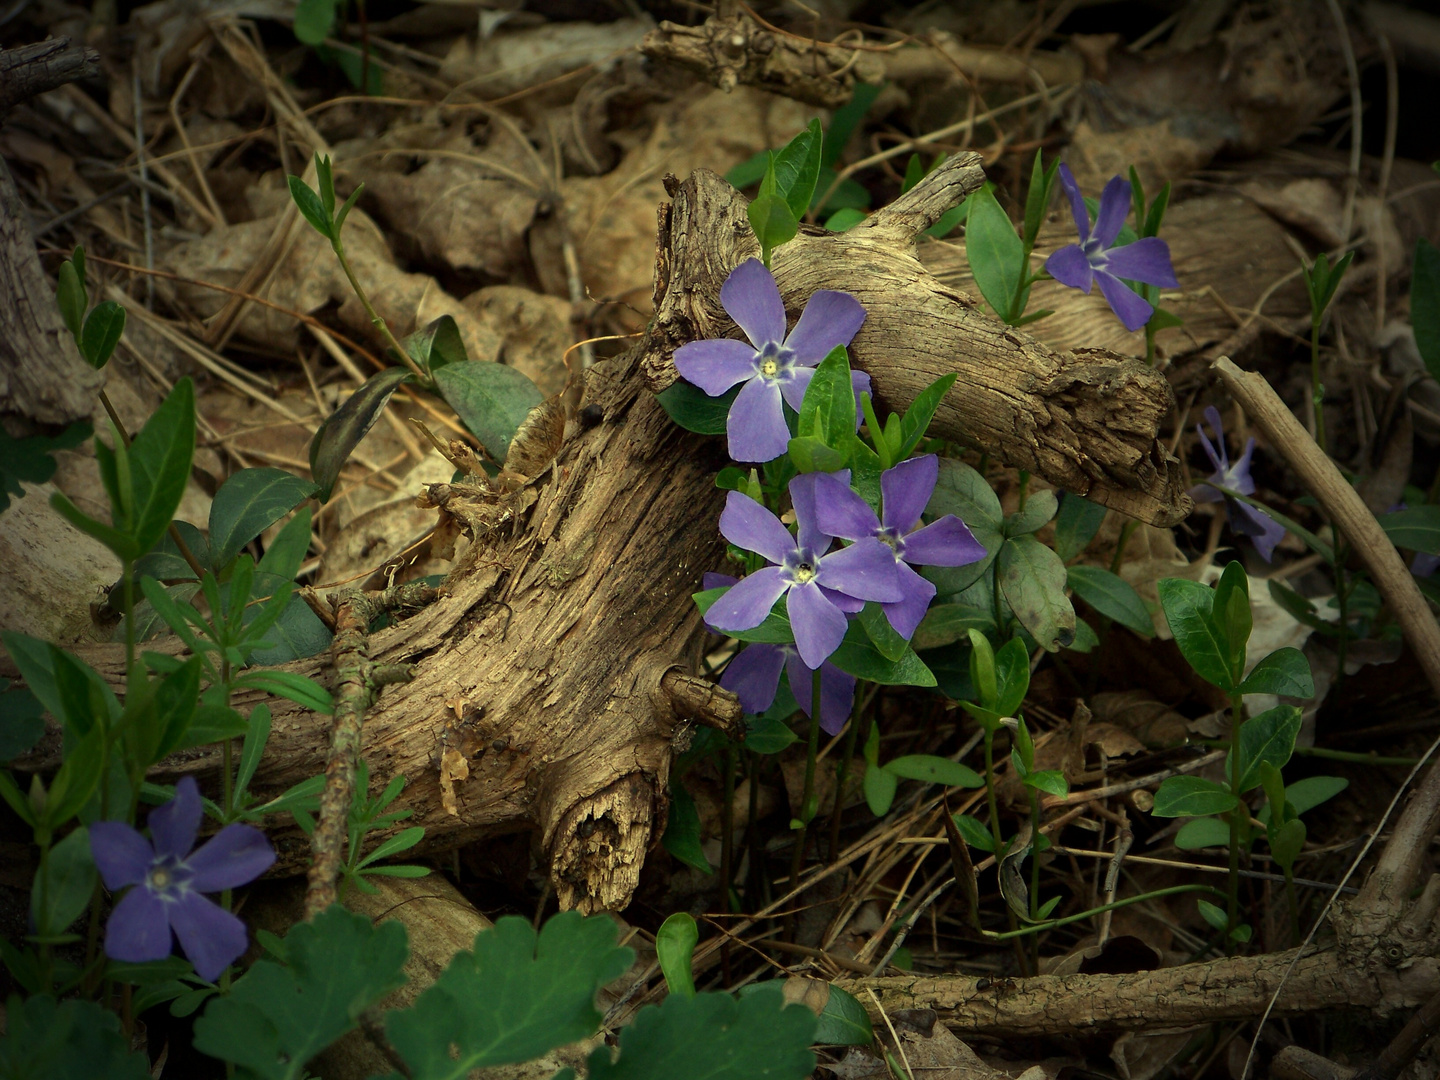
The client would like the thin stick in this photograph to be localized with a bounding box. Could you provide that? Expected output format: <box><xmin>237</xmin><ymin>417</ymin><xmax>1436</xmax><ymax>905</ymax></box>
<box><xmin>867</xmin><ymin>987</ymin><xmax>916</xmax><ymax>1080</ymax></box>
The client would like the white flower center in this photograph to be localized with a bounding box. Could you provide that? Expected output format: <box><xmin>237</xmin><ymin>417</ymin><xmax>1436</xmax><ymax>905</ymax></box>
<box><xmin>792</xmin><ymin>561</ymin><xmax>817</xmax><ymax>585</ymax></box>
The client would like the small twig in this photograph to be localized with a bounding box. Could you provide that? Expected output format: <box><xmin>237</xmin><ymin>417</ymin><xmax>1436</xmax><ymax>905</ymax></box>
<box><xmin>867</xmin><ymin>987</ymin><xmax>916</xmax><ymax>1080</ymax></box>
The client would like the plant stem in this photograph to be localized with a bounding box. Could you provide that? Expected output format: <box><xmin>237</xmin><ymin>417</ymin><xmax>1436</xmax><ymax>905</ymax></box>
<box><xmin>786</xmin><ymin>670</ymin><xmax>824</xmax><ymax>938</ymax></box>
<box><xmin>1028</xmin><ymin>791</ymin><xmax>1041</xmax><ymax>921</ymax></box>
<box><xmin>331</xmin><ymin>240</ymin><xmax>425</xmax><ymax>380</ymax></box>
<box><xmin>720</xmin><ymin>744</ymin><xmax>735</xmax><ymax>986</ymax></box>
<box><xmin>991</xmin><ymin>556</ymin><xmax>1005</xmax><ymax>635</ymax></box>
<box><xmin>1227</xmin><ymin>690</ymin><xmax>1244</xmax><ymax>948</ymax></box>
<box><xmin>983</xmin><ymin>730</ymin><xmax>1003</xmax><ymax>854</ymax></box>
<box><xmin>828</xmin><ymin>708</ymin><xmax>860</xmax><ymax>863</ymax></box>
<box><xmin>1311</xmin><ymin>318</ymin><xmax>1327</xmax><ymax>455</ymax></box>
<box><xmin>1111</xmin><ymin>520</ymin><xmax>1138</xmax><ymax>574</ymax></box>
<box><xmin>1334</xmin><ymin>544</ymin><xmax>1350</xmax><ymax>683</ymax></box>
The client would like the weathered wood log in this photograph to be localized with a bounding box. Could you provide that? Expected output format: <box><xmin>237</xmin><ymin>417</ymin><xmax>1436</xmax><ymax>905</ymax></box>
<box><xmin>639</xmin><ymin>155</ymin><xmax>1190</xmax><ymax>527</ymax></box>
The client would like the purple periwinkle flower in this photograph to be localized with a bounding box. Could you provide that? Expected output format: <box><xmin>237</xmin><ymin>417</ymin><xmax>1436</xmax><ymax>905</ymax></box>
<box><xmin>1045</xmin><ymin>165</ymin><xmax>1179</xmax><ymax>332</ymax></box>
<box><xmin>814</xmin><ymin>456</ymin><xmax>987</xmax><ymax>639</ymax></box>
<box><xmin>705</xmin><ymin>475</ymin><xmax>902</xmax><ymax>668</ymax></box>
<box><xmin>91</xmin><ymin>776</ymin><xmax>275</xmax><ymax>982</ymax></box>
<box><xmin>1190</xmin><ymin>406</ymin><xmax>1286</xmax><ymax>563</ymax></box>
<box><xmin>673</xmin><ymin>258</ymin><xmax>870</xmax><ymax>463</ymax></box>
<box><xmin>722</xmin><ymin>642</ymin><xmax>856</xmax><ymax>736</ymax></box>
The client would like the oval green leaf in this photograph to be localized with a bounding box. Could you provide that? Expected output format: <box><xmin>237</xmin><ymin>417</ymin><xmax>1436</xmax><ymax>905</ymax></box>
<box><xmin>432</xmin><ymin>361</ymin><xmax>544</xmax><ymax>463</ymax></box>
<box><xmin>309</xmin><ymin>367</ymin><xmax>412</xmax><ymax>502</ymax></box>
<box><xmin>1151</xmin><ymin>775</ymin><xmax>1238</xmax><ymax>818</ymax></box>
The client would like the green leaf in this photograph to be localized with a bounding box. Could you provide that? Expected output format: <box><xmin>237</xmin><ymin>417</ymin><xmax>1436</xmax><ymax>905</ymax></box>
<box><xmin>0</xmin><ymin>682</ymin><xmax>45</xmax><ymax>761</ymax></box>
<box><xmin>953</xmin><ymin>813</ymin><xmax>995</xmax><ymax>852</ymax></box>
<box><xmin>896</xmin><ymin>374</ymin><xmax>956</xmax><ymax>461</ymax></box>
<box><xmin>293</xmin><ymin>0</ymin><xmax>337</xmax><ymax>45</ymax></box>
<box><xmin>772</xmin><ymin>119</ymin><xmax>823</xmax><ymax>219</ymax></box>
<box><xmin>586</xmin><ymin>990</ymin><xmax>816</xmax><ymax>1080</ymax></box>
<box><xmin>858</xmin><ymin>601</ymin><xmax>908</xmax><ymax>661</ymax></box>
<box><xmin>356</xmin><ymin>826</ymin><xmax>425</xmax><ymax>869</ymax></box>
<box><xmin>44</xmin><ymin>726</ymin><xmax>105</xmax><ymax>828</ymax></box>
<box><xmin>1025</xmin><ymin>769</ymin><xmax>1068</xmax><ymax>797</ymax></box>
<box><xmin>656</xmin><ymin>913</ymin><xmax>698</xmax><ymax>999</ymax></box>
<box><xmin>796</xmin><ymin>346</ymin><xmax>855</xmax><ymax>451</ymax></box>
<box><xmin>0</xmin><ymin>421</ymin><xmax>91</xmax><ymax>514</ymax></box>
<box><xmin>692</xmin><ymin>588</ymin><xmax>793</xmax><ymax>646</ymax></box>
<box><xmin>431</xmin><ymin>361</ymin><xmax>544</xmax><ymax>463</ymax></box>
<box><xmin>387</xmin><ymin>912</ymin><xmax>634</xmax><ymax>1079</ymax></box>
<box><xmin>1283</xmin><ymin>775</ymin><xmax>1348</xmax><ymax>816</ymax></box>
<box><xmin>1003</xmin><ymin>490</ymin><xmax>1058</xmax><ymax>538</ymax></box>
<box><xmin>786</xmin><ymin>436</ymin><xmax>846</xmax><ymax>474</ymax></box>
<box><xmin>662</xmin><ymin>777</ymin><xmax>712</xmax><ymax>874</ymax></box>
<box><xmin>1151</xmin><ymin>775</ymin><xmax>1239</xmax><ymax>817</ymax></box>
<box><xmin>257</xmin><ymin>506</ymin><xmax>314</xmax><ymax>583</ymax></box>
<box><xmin>822</xmin><ymin>84</ymin><xmax>880</xmax><ymax>168</ymax></box>
<box><xmin>30</xmin><ymin>827</ymin><xmax>96</xmax><ymax>939</ymax></box>
<box><xmin>1235</xmin><ymin>705</ymin><xmax>1302</xmax><ymax>792</ymax></box>
<box><xmin>1196</xmin><ymin>898</ymin><xmax>1229</xmax><ymax>933</ymax></box>
<box><xmin>208</xmin><ymin>468</ymin><xmax>316</xmax><ymax>571</ymax></box>
<box><xmin>50</xmin><ymin>646</ymin><xmax>109</xmax><ymax>737</ymax></box>
<box><xmin>813</xmin><ymin>984</ymin><xmax>873</xmax><ymax>1046</ymax></box>
<box><xmin>51</xmin><ymin>491</ymin><xmax>138</xmax><ymax>559</ymax></box>
<box><xmin>1066</xmin><ymin>616</ymin><xmax>1099</xmax><ymax>653</ymax></box>
<box><xmin>1212</xmin><ymin>561</ymin><xmax>1252</xmax><ymax>676</ymax></box>
<box><xmin>287</xmin><ymin>174</ymin><xmax>333</xmax><ymax>241</ymax></box>
<box><xmin>1022</xmin><ymin>150</ymin><xmax>1057</xmax><ymax>248</ymax></box>
<box><xmin>1415</xmin><ymin>237</ymin><xmax>1440</xmax><ymax>379</ymax></box>
<box><xmin>824</xmin><ymin>208</ymin><xmax>867</xmax><ymax>232</ymax></box>
<box><xmin>923</xmin><ymin>459</ymin><xmax>1002</xmax><ymax>594</ymax></box>
<box><xmin>1237</xmin><ymin>648</ymin><xmax>1314</xmax><ymax>698</ymax></box>
<box><xmin>309</xmin><ymin>367</ymin><xmax>412</xmax><ymax>502</ymax></box>
<box><xmin>998</xmin><ymin>535</ymin><xmax>1075</xmax><ymax>652</ymax></box>
<box><xmin>194</xmin><ymin>906</ymin><xmax>409</xmax><ymax>1080</ymax></box>
<box><xmin>127</xmin><ymin>378</ymin><xmax>196</xmax><ymax>555</ymax></box>
<box><xmin>1174</xmin><ymin>816</ymin><xmax>1231</xmax><ymax>850</ymax></box>
<box><xmin>830</xmin><ymin>620</ymin><xmax>935</xmax><ymax>687</ymax></box>
<box><xmin>1066</xmin><ymin>565</ymin><xmax>1153</xmax><ymax>638</ymax></box>
<box><xmin>883</xmin><ymin>755</ymin><xmax>982</xmax><ymax>788</ymax></box>
<box><xmin>1052</xmin><ymin>492</ymin><xmax>1107</xmax><ymax>562</ymax></box>
<box><xmin>80</xmin><ymin>302</ymin><xmax>125</xmax><ymax>370</ymax></box>
<box><xmin>911</xmin><ymin>603</ymin><xmax>991</xmax><ymax>650</ymax></box>
<box><xmin>748</xmin><ymin>192</ymin><xmax>799</xmax><ymax>258</ymax></box>
<box><xmin>992</xmin><ymin>636</ymin><xmax>1030</xmax><ymax>717</ymax></box>
<box><xmin>1142</xmin><ymin>181</ymin><xmax>1171</xmax><ymax>239</ymax></box>
<box><xmin>1013</xmin><ymin>714</ymin><xmax>1036</xmax><ymax>774</ymax></box>
<box><xmin>1269</xmin><ymin>818</ymin><xmax>1306</xmax><ymax>873</ymax></box>
<box><xmin>231</xmin><ymin>671</ymin><xmax>333</xmax><ymax>714</ymax></box>
<box><xmin>0</xmin><ymin>994</ymin><xmax>150</xmax><ymax>1080</ymax></box>
<box><xmin>132</xmin><ymin>656</ymin><xmax>201</xmax><ymax>764</ymax></box>
<box><xmin>56</xmin><ymin>260</ymin><xmax>85</xmax><ymax>342</ymax></box>
<box><xmin>1157</xmin><ymin>578</ymin><xmax>1234</xmax><ymax>692</ymax></box>
<box><xmin>863</xmin><ymin>724</ymin><xmax>896</xmax><ymax>815</ymax></box>
<box><xmin>744</xmin><ymin>714</ymin><xmax>798</xmax><ymax>754</ymax></box>
<box><xmin>1379</xmin><ymin>505</ymin><xmax>1440</xmax><ymax>554</ymax></box>
<box><xmin>964</xmin><ymin>185</ymin><xmax>1026</xmax><ymax>323</ymax></box>
<box><xmin>402</xmin><ymin>314</ymin><xmax>469</xmax><ymax>379</ymax></box>
<box><xmin>658</xmin><ymin>381</ymin><xmax>741</xmax><ymax>436</ymax></box>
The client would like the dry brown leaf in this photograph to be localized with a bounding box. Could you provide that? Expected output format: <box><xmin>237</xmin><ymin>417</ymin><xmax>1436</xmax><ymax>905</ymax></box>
<box><xmin>439</xmin><ymin>747</ymin><xmax>470</xmax><ymax>817</ymax></box>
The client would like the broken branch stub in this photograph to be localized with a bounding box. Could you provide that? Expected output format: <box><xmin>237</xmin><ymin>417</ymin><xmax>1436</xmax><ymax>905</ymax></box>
<box><xmin>640</xmin><ymin>158</ymin><xmax>1191</xmax><ymax>527</ymax></box>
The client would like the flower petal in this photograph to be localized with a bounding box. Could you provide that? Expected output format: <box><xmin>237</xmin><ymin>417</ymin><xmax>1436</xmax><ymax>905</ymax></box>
<box><xmin>703</xmin><ymin>572</ymin><xmax>739</xmax><ymax>592</ymax></box>
<box><xmin>1197</xmin><ymin>407</ymin><xmax>1228</xmax><ymax>473</ymax></box>
<box><xmin>1093</xmin><ymin>175</ymin><xmax>1132</xmax><ymax>248</ymax></box>
<box><xmin>818</xmin><ymin>586</ymin><xmax>864</xmax><ymax>614</ymax></box>
<box><xmin>881</xmin><ymin>455</ymin><xmax>938</xmax><ymax>534</ymax></box>
<box><xmin>850</xmin><ymin>370</ymin><xmax>873</xmax><ymax>430</ymax></box>
<box><xmin>785</xmin><ymin>652</ymin><xmax>857</xmax><ymax>736</ymax></box>
<box><xmin>816</xmin><ymin>537</ymin><xmax>902</xmax><ymax>602</ymax></box>
<box><xmin>720</xmin><ymin>258</ymin><xmax>786</xmax><ymax>350</ymax></box>
<box><xmin>719</xmin><ymin>490</ymin><xmax>794</xmax><ymax>566</ymax></box>
<box><xmin>1227</xmin><ymin>499</ymin><xmax>1286</xmax><ymax>563</ymax></box>
<box><xmin>883</xmin><ymin>561</ymin><xmax>938</xmax><ymax>641</ymax></box>
<box><xmin>90</xmin><ymin>822</ymin><xmax>154</xmax><ymax>890</ymax></box>
<box><xmin>706</xmin><ymin>567</ymin><xmax>790</xmax><ymax>632</ymax></box>
<box><xmin>1227</xmin><ymin>437</ymin><xmax>1259</xmax><ymax>496</ymax></box>
<box><xmin>1045</xmin><ymin>245</ymin><xmax>1093</xmax><ymax>293</ymax></box>
<box><xmin>813</xmin><ymin>471</ymin><xmax>880</xmax><ymax>542</ymax></box>
<box><xmin>185</xmin><ymin>824</ymin><xmax>275</xmax><ymax>893</ymax></box>
<box><xmin>673</xmin><ymin>338</ymin><xmax>759</xmax><ymax>395</ymax></box>
<box><xmin>786</xmin><ymin>582</ymin><xmax>849</xmax><ymax>669</ymax></box>
<box><xmin>789</xmin><ymin>472</ymin><xmax>838</xmax><ymax>556</ymax></box>
<box><xmin>1057</xmin><ymin>164</ymin><xmax>1089</xmax><ymax>242</ymax></box>
<box><xmin>168</xmin><ymin>890</ymin><xmax>249</xmax><ymax>983</ymax></box>
<box><xmin>1095</xmin><ymin>271</ymin><xmax>1154</xmax><ymax>332</ymax></box>
<box><xmin>902</xmin><ymin>515</ymin><xmax>987</xmax><ymax>567</ymax></box>
<box><xmin>727</xmin><ymin>376</ymin><xmax>791</xmax><ymax>463</ymax></box>
<box><xmin>148</xmin><ymin>776</ymin><xmax>202</xmax><ymax>861</ymax></box>
<box><xmin>103</xmin><ymin>885</ymin><xmax>173</xmax><ymax>965</ymax></box>
<box><xmin>779</xmin><ymin>366</ymin><xmax>812</xmax><ymax>412</ymax></box>
<box><xmin>1188</xmin><ymin>483</ymin><xmax>1225</xmax><ymax>505</ymax></box>
<box><xmin>720</xmin><ymin>644</ymin><xmax>787</xmax><ymax>715</ymax></box>
<box><xmin>784</xmin><ymin>290</ymin><xmax>866</xmax><ymax>365</ymax></box>
<box><xmin>1102</xmin><ymin>236</ymin><xmax>1179</xmax><ymax>288</ymax></box>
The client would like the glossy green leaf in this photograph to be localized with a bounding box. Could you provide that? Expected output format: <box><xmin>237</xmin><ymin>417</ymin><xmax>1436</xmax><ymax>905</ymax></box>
<box><xmin>432</xmin><ymin>361</ymin><xmax>544</xmax><ymax>463</ymax></box>
<box><xmin>287</xmin><ymin>174</ymin><xmax>332</xmax><ymax>241</ymax></box>
<box><xmin>744</xmin><ymin>714</ymin><xmax>798</xmax><ymax>754</ymax></box>
<box><xmin>1235</xmin><ymin>705</ymin><xmax>1302</xmax><ymax>792</ymax></box>
<box><xmin>998</xmin><ymin>535</ymin><xmax>1075</xmax><ymax>652</ymax></box>
<box><xmin>748</xmin><ymin>192</ymin><xmax>799</xmax><ymax>257</ymax></box>
<box><xmin>923</xmin><ymin>459</ymin><xmax>1002</xmax><ymax>594</ymax></box>
<box><xmin>257</xmin><ymin>507</ymin><xmax>314</xmax><ymax>584</ymax></box>
<box><xmin>910</xmin><ymin>603</ymin><xmax>991</xmax><ymax>650</ymax></box>
<box><xmin>1213</xmin><ymin>561</ymin><xmax>1252</xmax><ymax>676</ymax></box>
<box><xmin>1269</xmin><ymin>818</ymin><xmax>1306</xmax><ymax>873</ymax></box>
<box><xmin>1174</xmin><ymin>816</ymin><xmax>1230</xmax><ymax>850</ymax></box>
<box><xmin>45</xmin><ymin>726</ymin><xmax>105</xmax><ymax>828</ymax></box>
<box><xmin>208</xmin><ymin>468</ymin><xmax>317</xmax><ymax>570</ymax></box>
<box><xmin>1067</xmin><ymin>565</ymin><xmax>1153</xmax><ymax>638</ymax></box>
<box><xmin>1022</xmin><ymin>150</ymin><xmax>1058</xmax><ymax>247</ymax></box>
<box><xmin>1237</xmin><ymin>647</ymin><xmax>1314</xmax><ymax>698</ymax></box>
<box><xmin>884</xmin><ymin>755</ymin><xmax>982</xmax><ymax>788</ymax></box>
<box><xmin>1414</xmin><ymin>237</ymin><xmax>1440</xmax><ymax>380</ymax></box>
<box><xmin>863</xmin><ymin>724</ymin><xmax>896</xmax><ymax>815</ymax></box>
<box><xmin>1283</xmin><ymin>774</ymin><xmax>1349</xmax><ymax>816</ymax></box>
<box><xmin>309</xmin><ymin>367</ymin><xmax>412</xmax><ymax>502</ymax></box>
<box><xmin>662</xmin><ymin>777</ymin><xmax>712</xmax><ymax>874</ymax></box>
<box><xmin>796</xmin><ymin>346</ymin><xmax>855</xmax><ymax>452</ymax></box>
<box><xmin>80</xmin><ymin>302</ymin><xmax>125</xmax><ymax>370</ymax></box>
<box><xmin>30</xmin><ymin>827</ymin><xmax>96</xmax><ymax>939</ymax></box>
<box><xmin>0</xmin><ymin>681</ymin><xmax>44</xmax><ymax>762</ymax></box>
<box><xmin>127</xmin><ymin>378</ymin><xmax>196</xmax><ymax>555</ymax></box>
<box><xmin>858</xmin><ymin>602</ymin><xmax>908</xmax><ymax>661</ymax></box>
<box><xmin>813</xmin><ymin>984</ymin><xmax>874</xmax><ymax>1046</ymax></box>
<box><xmin>0</xmin><ymin>994</ymin><xmax>150</xmax><ymax>1079</ymax></box>
<box><xmin>1196</xmin><ymin>899</ymin><xmax>1229</xmax><ymax>932</ymax></box>
<box><xmin>786</xmin><ymin>436</ymin><xmax>846</xmax><ymax>474</ymax></box>
<box><xmin>824</xmin><ymin>208</ymin><xmax>866</xmax><ymax>232</ymax></box>
<box><xmin>1151</xmin><ymin>775</ymin><xmax>1239</xmax><ymax>818</ymax></box>
<box><xmin>953</xmin><ymin>813</ymin><xmax>995</xmax><ymax>852</ymax></box>
<box><xmin>1052</xmin><ymin>492</ymin><xmax>1107</xmax><ymax>562</ymax></box>
<box><xmin>56</xmin><ymin>259</ymin><xmax>85</xmax><ymax>342</ymax></box>
<box><xmin>830</xmin><ymin>619</ymin><xmax>935</xmax><ymax>686</ymax></box>
<box><xmin>1004</xmin><ymin>490</ymin><xmax>1058</xmax><ymax>538</ymax></box>
<box><xmin>1157</xmin><ymin>578</ymin><xmax>1234</xmax><ymax>692</ymax></box>
<box><xmin>658</xmin><ymin>381</ymin><xmax>741</xmax><ymax>436</ymax></box>
<box><xmin>1025</xmin><ymin>769</ymin><xmax>1067</xmax><ymax>797</ymax></box>
<box><xmin>656</xmin><ymin>913</ymin><xmax>698</xmax><ymax>999</ymax></box>
<box><xmin>896</xmin><ymin>374</ymin><xmax>956</xmax><ymax>461</ymax></box>
<box><xmin>1379</xmin><ymin>505</ymin><xmax>1440</xmax><ymax>554</ymax></box>
<box><xmin>231</xmin><ymin>671</ymin><xmax>333</xmax><ymax>714</ymax></box>
<box><xmin>964</xmin><ymin>185</ymin><xmax>1025</xmax><ymax>323</ymax></box>
<box><xmin>402</xmin><ymin>314</ymin><xmax>468</xmax><ymax>378</ymax></box>
<box><xmin>772</xmin><ymin>119</ymin><xmax>823</xmax><ymax>219</ymax></box>
<box><xmin>0</xmin><ymin>421</ymin><xmax>91</xmax><ymax>514</ymax></box>
<box><xmin>992</xmin><ymin>636</ymin><xmax>1030</xmax><ymax>718</ymax></box>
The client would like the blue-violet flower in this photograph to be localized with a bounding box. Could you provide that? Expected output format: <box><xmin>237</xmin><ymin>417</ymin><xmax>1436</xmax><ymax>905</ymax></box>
<box><xmin>674</xmin><ymin>258</ymin><xmax>869</xmax><ymax>463</ymax></box>
<box><xmin>705</xmin><ymin>475</ymin><xmax>901</xmax><ymax>668</ymax></box>
<box><xmin>1190</xmin><ymin>406</ymin><xmax>1286</xmax><ymax>562</ymax></box>
<box><xmin>723</xmin><ymin>642</ymin><xmax>856</xmax><ymax>736</ymax></box>
<box><xmin>91</xmin><ymin>776</ymin><xmax>275</xmax><ymax>981</ymax></box>
<box><xmin>1045</xmin><ymin>165</ymin><xmax>1179</xmax><ymax>332</ymax></box>
<box><xmin>814</xmin><ymin>455</ymin><xmax>987</xmax><ymax>638</ymax></box>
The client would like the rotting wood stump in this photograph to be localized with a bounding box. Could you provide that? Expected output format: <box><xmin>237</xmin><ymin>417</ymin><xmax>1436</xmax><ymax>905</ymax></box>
<box><xmin>6</xmin><ymin>158</ymin><xmax>1186</xmax><ymax>914</ymax></box>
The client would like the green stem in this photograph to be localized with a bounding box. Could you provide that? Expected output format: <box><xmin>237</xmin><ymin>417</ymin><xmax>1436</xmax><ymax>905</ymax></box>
<box><xmin>983</xmin><ymin>730</ymin><xmax>1003</xmax><ymax>854</ymax></box>
<box><xmin>991</xmin><ymin>556</ymin><xmax>1005</xmax><ymax>635</ymax></box>
<box><xmin>1227</xmin><ymin>691</ymin><xmax>1244</xmax><ymax>948</ymax></box>
<box><xmin>1292</xmin><ymin>746</ymin><xmax>1421</xmax><ymax>766</ymax></box>
<box><xmin>1017</xmin><ymin>470</ymin><xmax>1030</xmax><ymax>512</ymax></box>
<box><xmin>332</xmin><ymin>239</ymin><xmax>425</xmax><ymax>380</ymax></box>
<box><xmin>1144</xmin><ymin>321</ymin><xmax>1157</xmax><ymax>366</ymax></box>
<box><xmin>983</xmin><ymin>884</ymin><xmax>1230</xmax><ymax>940</ymax></box>
<box><xmin>1285</xmin><ymin>868</ymin><xmax>1300</xmax><ymax>946</ymax></box>
<box><xmin>1006</xmin><ymin>260</ymin><xmax>1032</xmax><ymax>325</ymax></box>
<box><xmin>786</xmin><ymin>671</ymin><xmax>824</xmax><ymax>936</ymax></box>
<box><xmin>828</xmin><ymin>705</ymin><xmax>861</xmax><ymax>863</ymax></box>
<box><xmin>720</xmin><ymin>745</ymin><xmax>736</xmax><ymax>913</ymax></box>
<box><xmin>1111</xmin><ymin>520</ymin><xmax>1138</xmax><ymax>574</ymax></box>
<box><xmin>1311</xmin><ymin>318</ymin><xmax>1327</xmax><ymax>456</ymax></box>
<box><xmin>1334</xmin><ymin>544</ymin><xmax>1349</xmax><ymax>684</ymax></box>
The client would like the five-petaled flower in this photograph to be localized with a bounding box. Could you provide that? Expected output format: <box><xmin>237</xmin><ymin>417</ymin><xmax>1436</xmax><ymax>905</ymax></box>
<box><xmin>674</xmin><ymin>258</ymin><xmax>869</xmax><ymax>463</ymax></box>
<box><xmin>91</xmin><ymin>776</ymin><xmax>275</xmax><ymax>982</ymax></box>
<box><xmin>705</xmin><ymin>475</ymin><xmax>901</xmax><ymax>668</ymax></box>
<box><xmin>725</xmin><ymin>642</ymin><xmax>856</xmax><ymax>736</ymax></box>
<box><xmin>1190</xmin><ymin>406</ymin><xmax>1286</xmax><ymax>562</ymax></box>
<box><xmin>814</xmin><ymin>456</ymin><xmax>987</xmax><ymax>639</ymax></box>
<box><xmin>1045</xmin><ymin>165</ymin><xmax>1179</xmax><ymax>333</ymax></box>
